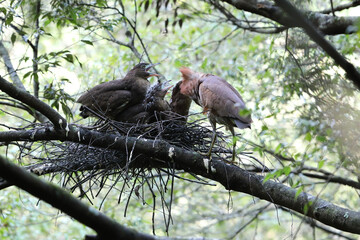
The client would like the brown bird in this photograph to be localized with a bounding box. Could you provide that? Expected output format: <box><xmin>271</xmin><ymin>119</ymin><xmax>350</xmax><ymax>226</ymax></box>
<box><xmin>115</xmin><ymin>82</ymin><xmax>172</xmax><ymax>123</ymax></box>
<box><xmin>169</xmin><ymin>81</ymin><xmax>192</xmax><ymax>122</ymax></box>
<box><xmin>77</xmin><ymin>63</ymin><xmax>158</xmax><ymax>120</ymax></box>
<box><xmin>179</xmin><ymin>67</ymin><xmax>252</xmax><ymax>162</ymax></box>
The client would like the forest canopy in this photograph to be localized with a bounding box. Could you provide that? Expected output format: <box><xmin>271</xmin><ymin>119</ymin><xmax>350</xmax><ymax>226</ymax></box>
<box><xmin>0</xmin><ymin>0</ymin><xmax>360</xmax><ymax>239</ymax></box>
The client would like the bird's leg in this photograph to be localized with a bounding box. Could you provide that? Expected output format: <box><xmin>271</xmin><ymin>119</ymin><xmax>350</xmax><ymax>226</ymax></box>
<box><xmin>230</xmin><ymin>127</ymin><xmax>236</xmax><ymax>162</ymax></box>
<box><xmin>200</xmin><ymin>127</ymin><xmax>217</xmax><ymax>174</ymax></box>
<box><xmin>207</xmin><ymin>129</ymin><xmax>217</xmax><ymax>157</ymax></box>
<box><xmin>201</xmin><ymin>120</ymin><xmax>217</xmax><ymax>159</ymax></box>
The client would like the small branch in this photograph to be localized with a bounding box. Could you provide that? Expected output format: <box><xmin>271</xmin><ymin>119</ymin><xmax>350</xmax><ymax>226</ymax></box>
<box><xmin>280</xmin><ymin>207</ymin><xmax>356</xmax><ymax>240</ymax></box>
<box><xmin>319</xmin><ymin>0</ymin><xmax>360</xmax><ymax>14</ymax></box>
<box><xmin>329</xmin><ymin>0</ymin><xmax>336</xmax><ymax>16</ymax></box>
<box><xmin>76</xmin><ymin>2</ymin><xmax>155</xmax><ymax>65</ymax></box>
<box><xmin>0</xmin><ymin>41</ymin><xmax>26</xmax><ymax>91</ymax></box>
<box><xmin>32</xmin><ymin>0</ymin><xmax>41</xmax><ymax>98</ymax></box>
<box><xmin>0</xmin><ymin>25</ymin><xmax>47</xmax><ymax>123</ymax></box>
<box><xmin>229</xmin><ymin>203</ymin><xmax>271</xmax><ymax>238</ymax></box>
<box><xmin>0</xmin><ymin>155</ymin><xmax>155</xmax><ymax>240</ymax></box>
<box><xmin>274</xmin><ymin>0</ymin><xmax>360</xmax><ymax>89</ymax></box>
<box><xmin>0</xmin><ymin>17</ymin><xmax>36</xmax><ymax>51</ymax></box>
<box><xmin>302</xmin><ymin>172</ymin><xmax>360</xmax><ymax>189</ymax></box>
<box><xmin>210</xmin><ymin>0</ymin><xmax>287</xmax><ymax>34</ymax></box>
<box><xmin>0</xmin><ymin>76</ymin><xmax>67</xmax><ymax>129</ymax></box>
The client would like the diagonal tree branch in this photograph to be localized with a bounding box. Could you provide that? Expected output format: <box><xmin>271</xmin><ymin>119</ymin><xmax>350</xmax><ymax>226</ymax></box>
<box><xmin>319</xmin><ymin>0</ymin><xmax>360</xmax><ymax>14</ymax></box>
<box><xmin>274</xmin><ymin>0</ymin><xmax>360</xmax><ymax>89</ymax></box>
<box><xmin>32</xmin><ymin>0</ymin><xmax>41</xmax><ymax>99</ymax></box>
<box><xmin>219</xmin><ymin>0</ymin><xmax>359</xmax><ymax>35</ymax></box>
<box><xmin>0</xmin><ymin>41</ymin><xmax>47</xmax><ymax>123</ymax></box>
<box><xmin>0</xmin><ymin>41</ymin><xmax>26</xmax><ymax>91</ymax></box>
<box><xmin>0</xmin><ymin>76</ymin><xmax>67</xmax><ymax>129</ymax></box>
<box><xmin>0</xmin><ymin>16</ymin><xmax>36</xmax><ymax>51</ymax></box>
<box><xmin>0</xmin><ymin>126</ymin><xmax>359</xmax><ymax>234</ymax></box>
<box><xmin>0</xmin><ymin>154</ymin><xmax>155</xmax><ymax>240</ymax></box>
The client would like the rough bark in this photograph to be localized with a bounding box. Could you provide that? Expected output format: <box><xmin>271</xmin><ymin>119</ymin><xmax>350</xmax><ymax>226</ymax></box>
<box><xmin>220</xmin><ymin>0</ymin><xmax>359</xmax><ymax>35</ymax></box>
<box><xmin>0</xmin><ymin>76</ymin><xmax>66</xmax><ymax>129</ymax></box>
<box><xmin>274</xmin><ymin>0</ymin><xmax>360</xmax><ymax>89</ymax></box>
<box><xmin>0</xmin><ymin>126</ymin><xmax>359</xmax><ymax>234</ymax></box>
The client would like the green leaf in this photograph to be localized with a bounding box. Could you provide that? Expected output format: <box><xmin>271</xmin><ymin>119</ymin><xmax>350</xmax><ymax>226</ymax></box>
<box><xmin>283</xmin><ymin>166</ymin><xmax>291</xmax><ymax>176</ymax></box>
<box><xmin>61</xmin><ymin>102</ymin><xmax>73</xmax><ymax>118</ymax></box>
<box><xmin>96</xmin><ymin>0</ymin><xmax>107</xmax><ymax>7</ymax></box>
<box><xmin>238</xmin><ymin>108</ymin><xmax>251</xmax><ymax>117</ymax></box>
<box><xmin>274</xmin><ymin>143</ymin><xmax>282</xmax><ymax>154</ymax></box>
<box><xmin>81</xmin><ymin>40</ymin><xmax>93</xmax><ymax>46</ymax></box>
<box><xmin>10</xmin><ymin>33</ymin><xmax>16</xmax><ymax>45</ymax></box>
<box><xmin>0</xmin><ymin>7</ymin><xmax>7</xmax><ymax>15</ymax></box>
<box><xmin>74</xmin><ymin>55</ymin><xmax>83</xmax><ymax>68</ymax></box>
<box><xmin>5</xmin><ymin>14</ymin><xmax>13</xmax><ymax>26</ymax></box>
<box><xmin>23</xmin><ymin>71</ymin><xmax>32</xmax><ymax>79</ymax></box>
<box><xmin>264</xmin><ymin>113</ymin><xmax>275</xmax><ymax>118</ymax></box>
<box><xmin>303</xmin><ymin>201</ymin><xmax>313</xmax><ymax>214</ymax></box>
<box><xmin>262</xmin><ymin>172</ymin><xmax>275</xmax><ymax>183</ymax></box>
<box><xmin>201</xmin><ymin>58</ymin><xmax>207</xmax><ymax>70</ymax></box>
<box><xmin>316</xmin><ymin>135</ymin><xmax>326</xmax><ymax>142</ymax></box>
<box><xmin>305</xmin><ymin>132</ymin><xmax>312</xmax><ymax>142</ymax></box>
<box><xmin>303</xmin><ymin>203</ymin><xmax>309</xmax><ymax>214</ymax></box>
<box><xmin>51</xmin><ymin>101</ymin><xmax>59</xmax><ymax>110</ymax></box>
<box><xmin>63</xmin><ymin>54</ymin><xmax>74</xmax><ymax>63</ymax></box>
<box><xmin>295</xmin><ymin>186</ymin><xmax>303</xmax><ymax>200</ymax></box>
<box><xmin>318</xmin><ymin>159</ymin><xmax>325</xmax><ymax>169</ymax></box>
<box><xmin>178</xmin><ymin>42</ymin><xmax>188</xmax><ymax>50</ymax></box>
<box><xmin>254</xmin><ymin>146</ymin><xmax>264</xmax><ymax>157</ymax></box>
<box><xmin>275</xmin><ymin>169</ymin><xmax>283</xmax><ymax>178</ymax></box>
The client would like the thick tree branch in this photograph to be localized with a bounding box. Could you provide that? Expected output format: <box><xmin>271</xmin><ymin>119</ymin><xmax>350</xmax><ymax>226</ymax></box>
<box><xmin>0</xmin><ymin>155</ymin><xmax>155</xmax><ymax>240</ymax></box>
<box><xmin>274</xmin><ymin>0</ymin><xmax>360</xmax><ymax>89</ymax></box>
<box><xmin>209</xmin><ymin>0</ymin><xmax>287</xmax><ymax>34</ymax></box>
<box><xmin>219</xmin><ymin>0</ymin><xmax>359</xmax><ymax>35</ymax></box>
<box><xmin>0</xmin><ymin>126</ymin><xmax>359</xmax><ymax>234</ymax></box>
<box><xmin>0</xmin><ymin>76</ymin><xmax>67</xmax><ymax>129</ymax></box>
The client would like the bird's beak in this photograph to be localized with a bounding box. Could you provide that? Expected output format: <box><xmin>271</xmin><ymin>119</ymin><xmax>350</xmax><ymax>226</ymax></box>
<box><xmin>162</xmin><ymin>80</ymin><xmax>173</xmax><ymax>91</ymax></box>
<box><xmin>163</xmin><ymin>84</ymin><xmax>173</xmax><ymax>95</ymax></box>
<box><xmin>146</xmin><ymin>63</ymin><xmax>160</xmax><ymax>78</ymax></box>
<box><xmin>147</xmin><ymin>73</ymin><xmax>160</xmax><ymax>78</ymax></box>
<box><xmin>145</xmin><ymin>62</ymin><xmax>160</xmax><ymax>71</ymax></box>
<box><xmin>158</xmin><ymin>82</ymin><xmax>173</xmax><ymax>97</ymax></box>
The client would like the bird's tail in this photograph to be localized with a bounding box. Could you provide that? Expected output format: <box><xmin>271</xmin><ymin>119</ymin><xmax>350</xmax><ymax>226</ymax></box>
<box><xmin>234</xmin><ymin>119</ymin><xmax>251</xmax><ymax>129</ymax></box>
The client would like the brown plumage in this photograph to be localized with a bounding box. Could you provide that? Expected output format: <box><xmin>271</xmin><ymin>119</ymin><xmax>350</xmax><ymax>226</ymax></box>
<box><xmin>179</xmin><ymin>67</ymin><xmax>252</xmax><ymax>161</ymax></box>
<box><xmin>114</xmin><ymin>82</ymin><xmax>171</xmax><ymax>123</ymax></box>
<box><xmin>77</xmin><ymin>63</ymin><xmax>158</xmax><ymax>120</ymax></box>
<box><xmin>169</xmin><ymin>81</ymin><xmax>192</xmax><ymax>122</ymax></box>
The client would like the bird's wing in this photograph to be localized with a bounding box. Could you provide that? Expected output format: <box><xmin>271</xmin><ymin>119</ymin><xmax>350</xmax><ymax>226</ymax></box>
<box><xmin>114</xmin><ymin>103</ymin><xmax>146</xmax><ymax>122</ymax></box>
<box><xmin>78</xmin><ymin>89</ymin><xmax>132</xmax><ymax>118</ymax></box>
<box><xmin>105</xmin><ymin>90</ymin><xmax>132</xmax><ymax>115</ymax></box>
<box><xmin>199</xmin><ymin>75</ymin><xmax>252</xmax><ymax>124</ymax></box>
<box><xmin>199</xmin><ymin>75</ymin><xmax>245</xmax><ymax>103</ymax></box>
<box><xmin>77</xmin><ymin>79</ymin><xmax>129</xmax><ymax>103</ymax></box>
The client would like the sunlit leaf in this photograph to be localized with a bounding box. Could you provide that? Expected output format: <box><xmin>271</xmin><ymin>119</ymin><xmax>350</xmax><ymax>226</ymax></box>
<box><xmin>81</xmin><ymin>40</ymin><xmax>93</xmax><ymax>46</ymax></box>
